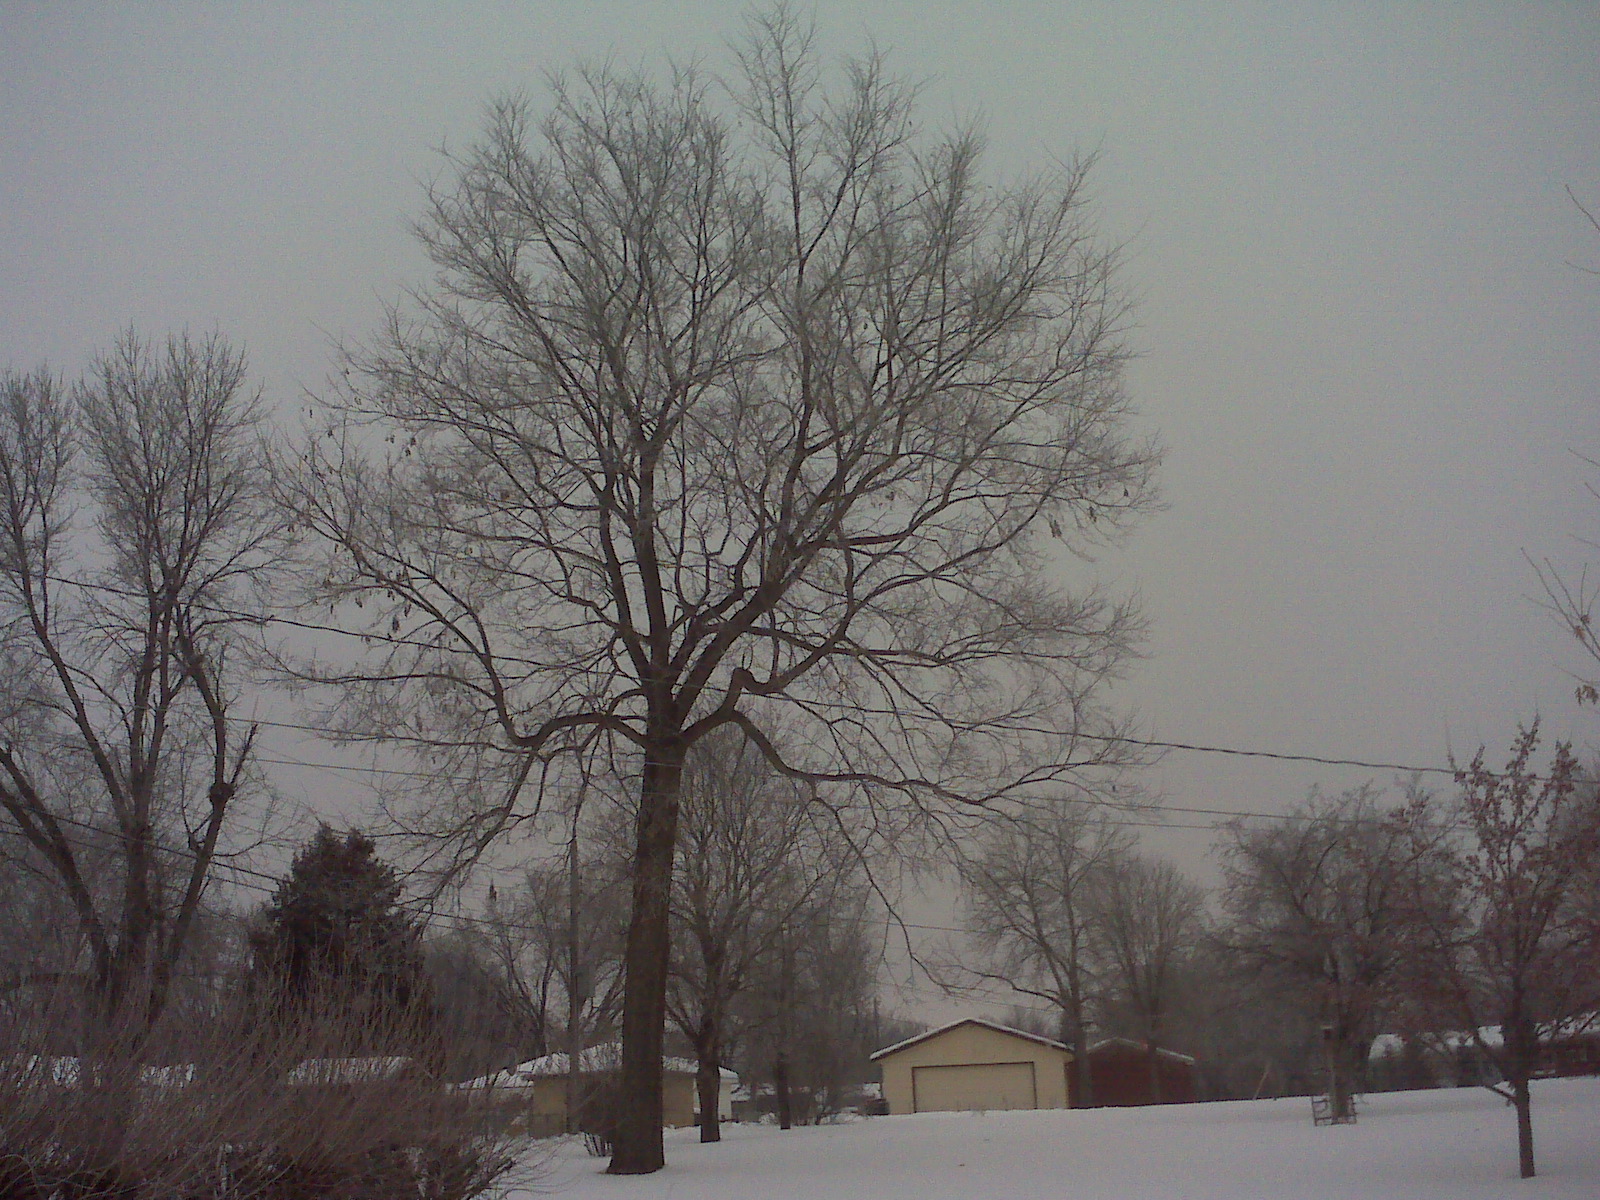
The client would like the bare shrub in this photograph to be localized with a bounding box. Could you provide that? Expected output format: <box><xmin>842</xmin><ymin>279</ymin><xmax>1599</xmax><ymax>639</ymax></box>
<box><xmin>0</xmin><ymin>988</ymin><xmax>537</xmax><ymax>1199</ymax></box>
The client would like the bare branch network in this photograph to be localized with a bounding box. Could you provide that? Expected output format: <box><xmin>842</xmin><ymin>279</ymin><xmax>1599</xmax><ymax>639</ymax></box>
<box><xmin>277</xmin><ymin>11</ymin><xmax>1159</xmax><ymax>1172</ymax></box>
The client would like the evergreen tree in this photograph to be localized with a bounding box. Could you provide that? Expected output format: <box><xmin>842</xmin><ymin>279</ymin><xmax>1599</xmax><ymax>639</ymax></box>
<box><xmin>249</xmin><ymin>826</ymin><xmax>429</xmax><ymax>1047</ymax></box>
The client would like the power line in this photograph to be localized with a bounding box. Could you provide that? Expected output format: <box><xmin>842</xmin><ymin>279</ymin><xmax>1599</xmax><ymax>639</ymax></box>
<box><xmin>21</xmin><ymin>569</ymin><xmax>1493</xmax><ymax>782</ymax></box>
<box><xmin>1074</xmin><ymin>731</ymin><xmax>1460</xmax><ymax>777</ymax></box>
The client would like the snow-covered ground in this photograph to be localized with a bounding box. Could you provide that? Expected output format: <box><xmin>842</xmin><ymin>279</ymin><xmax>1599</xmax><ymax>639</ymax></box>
<box><xmin>523</xmin><ymin>1077</ymin><xmax>1600</xmax><ymax>1199</ymax></box>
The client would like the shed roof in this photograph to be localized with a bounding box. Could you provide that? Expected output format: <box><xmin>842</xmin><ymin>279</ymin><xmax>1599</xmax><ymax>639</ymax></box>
<box><xmin>1086</xmin><ymin>1038</ymin><xmax>1197</xmax><ymax>1065</ymax></box>
<box><xmin>869</xmin><ymin>1017</ymin><xmax>1070</xmax><ymax>1062</ymax></box>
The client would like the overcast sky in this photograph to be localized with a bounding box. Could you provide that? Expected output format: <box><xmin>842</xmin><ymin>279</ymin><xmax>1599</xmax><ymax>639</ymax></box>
<box><xmin>4</xmin><ymin>3</ymin><xmax>1598</xmax><ymax>1014</ymax></box>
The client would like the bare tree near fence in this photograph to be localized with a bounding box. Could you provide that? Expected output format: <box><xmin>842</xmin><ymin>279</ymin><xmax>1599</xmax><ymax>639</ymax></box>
<box><xmin>1217</xmin><ymin>784</ymin><xmax>1421</xmax><ymax>1122</ymax></box>
<box><xmin>1395</xmin><ymin>722</ymin><xmax>1600</xmax><ymax>1180</ymax></box>
<box><xmin>0</xmin><ymin>333</ymin><xmax>279</xmax><ymax>1048</ymax></box>
<box><xmin>280</xmin><ymin>5</ymin><xmax>1156</xmax><ymax>1172</ymax></box>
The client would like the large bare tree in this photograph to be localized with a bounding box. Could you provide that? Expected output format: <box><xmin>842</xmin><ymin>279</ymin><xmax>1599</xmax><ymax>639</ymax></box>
<box><xmin>283</xmin><ymin>8</ymin><xmax>1156</xmax><ymax>1172</ymax></box>
<box><xmin>957</xmin><ymin>796</ymin><xmax>1133</xmax><ymax>1106</ymax></box>
<box><xmin>1217</xmin><ymin>785</ymin><xmax>1421</xmax><ymax>1121</ymax></box>
<box><xmin>0</xmin><ymin>333</ymin><xmax>277</xmax><ymax>1045</ymax></box>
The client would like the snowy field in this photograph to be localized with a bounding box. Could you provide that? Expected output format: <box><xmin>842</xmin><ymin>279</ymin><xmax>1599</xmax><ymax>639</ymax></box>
<box><xmin>524</xmin><ymin>1077</ymin><xmax>1600</xmax><ymax>1199</ymax></box>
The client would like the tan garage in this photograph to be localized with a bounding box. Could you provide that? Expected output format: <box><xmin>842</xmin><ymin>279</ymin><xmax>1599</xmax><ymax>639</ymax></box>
<box><xmin>870</xmin><ymin>1018</ymin><xmax>1074</xmax><ymax>1115</ymax></box>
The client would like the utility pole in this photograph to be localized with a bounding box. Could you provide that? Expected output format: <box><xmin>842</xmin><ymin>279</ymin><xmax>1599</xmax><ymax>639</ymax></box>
<box><xmin>774</xmin><ymin>922</ymin><xmax>794</xmax><ymax>1130</ymax></box>
<box><xmin>565</xmin><ymin>792</ymin><xmax>587</xmax><ymax>1134</ymax></box>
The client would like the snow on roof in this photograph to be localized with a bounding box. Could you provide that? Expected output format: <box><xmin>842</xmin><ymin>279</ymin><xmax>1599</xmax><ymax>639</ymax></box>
<box><xmin>1368</xmin><ymin>1027</ymin><xmax>1504</xmax><ymax>1061</ymax></box>
<box><xmin>459</xmin><ymin>1044</ymin><xmax>736</xmax><ymax>1090</ymax></box>
<box><xmin>1370</xmin><ymin>1012</ymin><xmax>1600</xmax><ymax>1060</ymax></box>
<box><xmin>869</xmin><ymin>1017</ymin><xmax>1070</xmax><ymax>1061</ymax></box>
<box><xmin>8</xmin><ymin>1055</ymin><xmax>81</xmax><ymax>1086</ymax></box>
<box><xmin>5</xmin><ymin>1057</ymin><xmax>197</xmax><ymax>1088</ymax></box>
<box><xmin>286</xmin><ymin>1056</ymin><xmax>412</xmax><ymax>1086</ymax></box>
<box><xmin>141</xmin><ymin>1063</ymin><xmax>196</xmax><ymax>1089</ymax></box>
<box><xmin>1087</xmin><ymin>1038</ymin><xmax>1197</xmax><ymax>1065</ymax></box>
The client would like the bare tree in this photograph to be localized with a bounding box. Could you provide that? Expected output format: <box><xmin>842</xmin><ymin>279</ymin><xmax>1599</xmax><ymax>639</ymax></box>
<box><xmin>476</xmin><ymin>883</ymin><xmax>556</xmax><ymax>1064</ymax></box>
<box><xmin>1091</xmin><ymin>852</ymin><xmax>1206</xmax><ymax>1103</ymax></box>
<box><xmin>739</xmin><ymin>873</ymin><xmax>879</xmax><ymax>1127</ymax></box>
<box><xmin>957</xmin><ymin>796</ymin><xmax>1133</xmax><ymax>1106</ymax></box>
<box><xmin>1395</xmin><ymin>723</ymin><xmax>1600</xmax><ymax>1179</ymax></box>
<box><xmin>1528</xmin><ymin>190</ymin><xmax>1600</xmax><ymax>700</ymax></box>
<box><xmin>666</xmin><ymin>725</ymin><xmax>855</xmax><ymax>1141</ymax></box>
<box><xmin>0</xmin><ymin>333</ymin><xmax>277</xmax><ymax>1046</ymax></box>
<box><xmin>282</xmin><ymin>7</ymin><xmax>1156</xmax><ymax>1172</ymax></box>
<box><xmin>479</xmin><ymin>825</ymin><xmax>629</xmax><ymax>1128</ymax></box>
<box><xmin>1217</xmin><ymin>784</ymin><xmax>1421</xmax><ymax>1121</ymax></box>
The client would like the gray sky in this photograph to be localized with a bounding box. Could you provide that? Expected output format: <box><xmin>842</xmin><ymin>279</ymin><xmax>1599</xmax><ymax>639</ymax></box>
<box><xmin>4</xmin><ymin>3</ymin><xmax>1599</xmax><ymax>1011</ymax></box>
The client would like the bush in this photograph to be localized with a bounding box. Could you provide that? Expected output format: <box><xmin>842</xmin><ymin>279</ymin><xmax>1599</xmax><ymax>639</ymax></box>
<box><xmin>0</xmin><ymin>1000</ymin><xmax>536</xmax><ymax>1199</ymax></box>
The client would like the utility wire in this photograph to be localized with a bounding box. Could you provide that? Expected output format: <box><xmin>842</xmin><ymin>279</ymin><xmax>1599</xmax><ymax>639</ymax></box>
<box><xmin>20</xmin><ymin>570</ymin><xmax>1499</xmax><ymax>782</ymax></box>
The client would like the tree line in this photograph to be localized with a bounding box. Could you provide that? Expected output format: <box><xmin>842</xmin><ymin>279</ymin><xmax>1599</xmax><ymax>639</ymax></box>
<box><xmin>951</xmin><ymin>733</ymin><xmax>1600</xmax><ymax>1180</ymax></box>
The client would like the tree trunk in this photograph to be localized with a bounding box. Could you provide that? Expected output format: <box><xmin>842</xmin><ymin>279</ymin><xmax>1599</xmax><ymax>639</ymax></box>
<box><xmin>1059</xmin><ymin>1002</ymin><xmax>1093</xmax><ymax>1109</ymax></box>
<box><xmin>608</xmin><ymin>741</ymin><xmax>686</xmax><ymax>1176</ymax></box>
<box><xmin>1146</xmin><ymin>1038</ymin><xmax>1164</xmax><ymax>1104</ymax></box>
<box><xmin>774</xmin><ymin>1050</ymin><xmax>793</xmax><ymax>1130</ymax></box>
<box><xmin>696</xmin><ymin>1044</ymin><xmax>723</xmax><ymax>1143</ymax></box>
<box><xmin>1513</xmin><ymin>1074</ymin><xmax>1535</xmax><ymax>1179</ymax></box>
<box><xmin>1325</xmin><ymin>1024</ymin><xmax>1353</xmax><ymax>1122</ymax></box>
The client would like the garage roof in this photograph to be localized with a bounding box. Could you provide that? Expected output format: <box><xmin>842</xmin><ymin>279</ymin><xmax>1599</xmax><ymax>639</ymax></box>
<box><xmin>869</xmin><ymin>1017</ymin><xmax>1070</xmax><ymax>1061</ymax></box>
<box><xmin>1087</xmin><ymin>1037</ymin><xmax>1197</xmax><ymax>1065</ymax></box>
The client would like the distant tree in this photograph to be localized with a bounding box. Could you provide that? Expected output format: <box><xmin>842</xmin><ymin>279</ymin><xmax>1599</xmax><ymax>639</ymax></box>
<box><xmin>250</xmin><ymin>825</ymin><xmax>429</xmax><ymax>1050</ymax></box>
<box><xmin>1217</xmin><ymin>784</ymin><xmax>1422</xmax><ymax>1121</ymax></box>
<box><xmin>957</xmin><ymin>796</ymin><xmax>1132</xmax><ymax>1106</ymax></box>
<box><xmin>1396</xmin><ymin>723</ymin><xmax>1600</xmax><ymax>1179</ymax></box>
<box><xmin>494</xmin><ymin>813</ymin><xmax>630</xmax><ymax>1131</ymax></box>
<box><xmin>1166</xmin><ymin>939</ymin><xmax>1324</xmax><ymax>1101</ymax></box>
<box><xmin>1091</xmin><ymin>852</ymin><xmax>1206</xmax><ymax>1102</ymax></box>
<box><xmin>666</xmin><ymin>727</ymin><xmax>843</xmax><ymax>1142</ymax></box>
<box><xmin>422</xmin><ymin>926</ymin><xmax>533</xmax><ymax>1081</ymax></box>
<box><xmin>739</xmin><ymin>881</ymin><xmax>880</xmax><ymax>1127</ymax></box>
<box><xmin>0</xmin><ymin>333</ymin><xmax>278</xmax><ymax>1045</ymax></box>
<box><xmin>282</xmin><ymin>6</ymin><xmax>1156</xmax><ymax>1172</ymax></box>
<box><xmin>474</xmin><ymin>884</ymin><xmax>555</xmax><ymax>1064</ymax></box>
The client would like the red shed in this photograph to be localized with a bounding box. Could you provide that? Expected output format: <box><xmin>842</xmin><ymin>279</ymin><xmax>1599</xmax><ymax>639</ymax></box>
<box><xmin>1085</xmin><ymin>1038</ymin><xmax>1197</xmax><ymax>1106</ymax></box>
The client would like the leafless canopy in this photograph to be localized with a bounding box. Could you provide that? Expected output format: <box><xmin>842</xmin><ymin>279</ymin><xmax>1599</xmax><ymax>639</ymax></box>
<box><xmin>1091</xmin><ymin>851</ymin><xmax>1206</xmax><ymax>1098</ymax></box>
<box><xmin>1396</xmin><ymin>724</ymin><xmax>1600</xmax><ymax>1178</ymax></box>
<box><xmin>0</xmin><ymin>333</ymin><xmax>278</xmax><ymax>1039</ymax></box>
<box><xmin>1217</xmin><ymin>784</ymin><xmax>1421</xmax><ymax>1119</ymax></box>
<box><xmin>283</xmin><ymin>7</ymin><xmax>1157</xmax><ymax>1171</ymax></box>
<box><xmin>956</xmin><ymin>795</ymin><xmax>1134</xmax><ymax>1104</ymax></box>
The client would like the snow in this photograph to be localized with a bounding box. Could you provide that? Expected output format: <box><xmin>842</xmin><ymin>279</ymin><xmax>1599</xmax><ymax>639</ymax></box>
<box><xmin>284</xmin><ymin>1056</ymin><xmax>411</xmax><ymax>1085</ymax></box>
<box><xmin>460</xmin><ymin>1045</ymin><xmax>735</xmax><ymax>1091</ymax></box>
<box><xmin>521</xmin><ymin>1077</ymin><xmax>1600</xmax><ymax>1199</ymax></box>
<box><xmin>5</xmin><ymin>1056</ymin><xmax>195</xmax><ymax>1088</ymax></box>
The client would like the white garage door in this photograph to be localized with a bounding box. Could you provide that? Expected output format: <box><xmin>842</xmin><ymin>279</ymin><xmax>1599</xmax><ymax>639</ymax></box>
<box><xmin>911</xmin><ymin>1062</ymin><xmax>1037</xmax><ymax>1112</ymax></box>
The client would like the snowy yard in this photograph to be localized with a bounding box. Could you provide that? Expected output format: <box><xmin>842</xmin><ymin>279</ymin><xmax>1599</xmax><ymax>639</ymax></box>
<box><xmin>525</xmin><ymin>1077</ymin><xmax>1600</xmax><ymax>1199</ymax></box>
